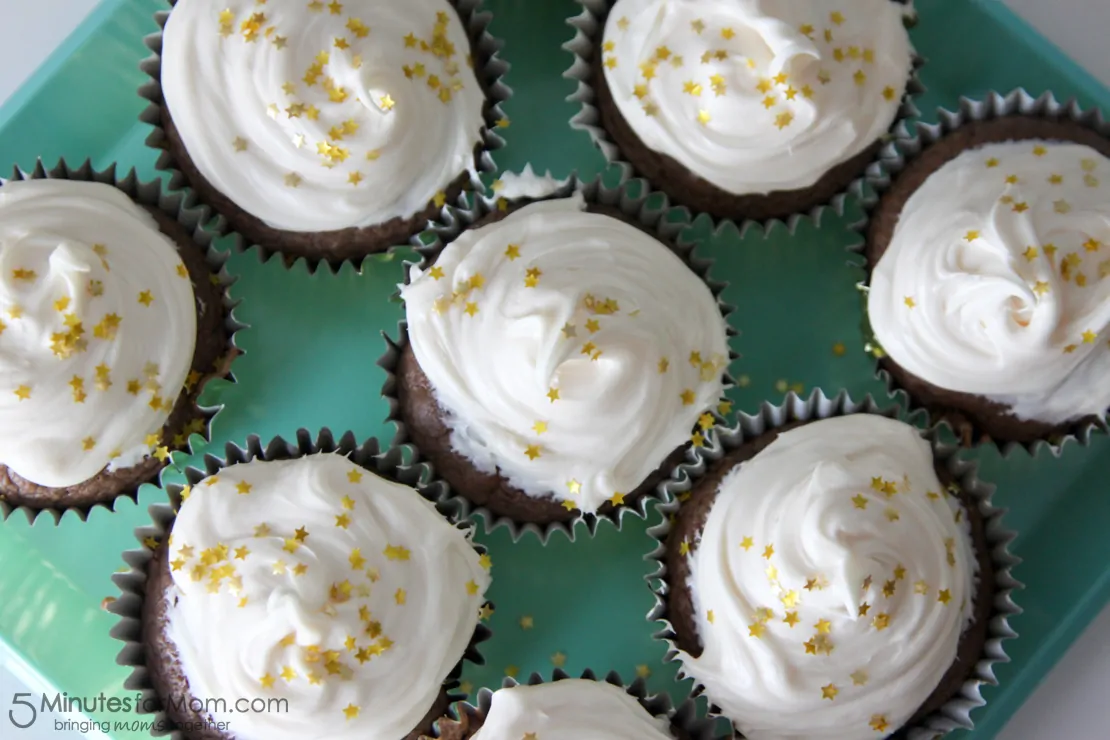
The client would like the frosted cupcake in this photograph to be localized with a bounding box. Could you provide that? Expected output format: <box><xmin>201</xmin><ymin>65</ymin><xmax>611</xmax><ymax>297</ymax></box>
<box><xmin>661</xmin><ymin>414</ymin><xmax>996</xmax><ymax>739</ymax></box>
<box><xmin>585</xmin><ymin>0</ymin><xmax>915</xmax><ymax>220</ymax></box>
<box><xmin>141</xmin><ymin>454</ymin><xmax>491</xmax><ymax>739</ymax></box>
<box><xmin>394</xmin><ymin>191</ymin><xmax>730</xmax><ymax>529</ymax></box>
<box><xmin>431</xmin><ymin>678</ymin><xmax>697</xmax><ymax>739</ymax></box>
<box><xmin>866</xmin><ymin>118</ymin><xmax>1110</xmax><ymax>444</ymax></box>
<box><xmin>0</xmin><ymin>178</ymin><xmax>228</xmax><ymax>513</ymax></box>
<box><xmin>156</xmin><ymin>0</ymin><xmax>501</xmax><ymax>263</ymax></box>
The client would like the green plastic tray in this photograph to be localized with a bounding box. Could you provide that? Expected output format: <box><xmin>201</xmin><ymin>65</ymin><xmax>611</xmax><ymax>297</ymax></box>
<box><xmin>2</xmin><ymin>1</ymin><xmax>1109</xmax><ymax>738</ymax></box>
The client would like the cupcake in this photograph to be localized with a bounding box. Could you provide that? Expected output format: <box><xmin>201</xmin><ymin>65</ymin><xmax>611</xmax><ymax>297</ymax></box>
<box><xmin>655</xmin><ymin>409</ymin><xmax>1017</xmax><ymax>739</ymax></box>
<box><xmin>152</xmin><ymin>0</ymin><xmax>505</xmax><ymax>264</ymax></box>
<box><xmin>132</xmin><ymin>449</ymin><xmax>491</xmax><ymax>739</ymax></box>
<box><xmin>390</xmin><ymin>186</ymin><xmax>731</xmax><ymax>532</ymax></box>
<box><xmin>0</xmin><ymin>173</ymin><xmax>229</xmax><ymax>515</ymax></box>
<box><xmin>429</xmin><ymin>673</ymin><xmax>716</xmax><ymax>739</ymax></box>
<box><xmin>574</xmin><ymin>0</ymin><xmax>916</xmax><ymax>221</ymax></box>
<box><xmin>865</xmin><ymin>114</ymin><xmax>1110</xmax><ymax>445</ymax></box>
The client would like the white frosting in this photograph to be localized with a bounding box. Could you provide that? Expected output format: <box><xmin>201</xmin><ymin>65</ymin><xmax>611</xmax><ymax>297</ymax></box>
<box><xmin>601</xmin><ymin>0</ymin><xmax>912</xmax><ymax>195</ymax></box>
<box><xmin>164</xmin><ymin>455</ymin><xmax>490</xmax><ymax>740</ymax></box>
<box><xmin>869</xmin><ymin>141</ymin><xmax>1110</xmax><ymax>424</ymax></box>
<box><xmin>679</xmin><ymin>415</ymin><xmax>976</xmax><ymax>740</ymax></box>
<box><xmin>470</xmin><ymin>680</ymin><xmax>674</xmax><ymax>740</ymax></box>
<box><xmin>162</xmin><ymin>0</ymin><xmax>485</xmax><ymax>232</ymax></box>
<box><xmin>0</xmin><ymin>180</ymin><xmax>197</xmax><ymax>488</ymax></box>
<box><xmin>495</xmin><ymin>164</ymin><xmax>571</xmax><ymax>201</ymax></box>
<box><xmin>401</xmin><ymin>194</ymin><xmax>729</xmax><ymax>513</ymax></box>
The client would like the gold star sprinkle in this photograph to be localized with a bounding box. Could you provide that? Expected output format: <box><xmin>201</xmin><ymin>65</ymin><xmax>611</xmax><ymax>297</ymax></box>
<box><xmin>524</xmin><ymin>444</ymin><xmax>542</xmax><ymax>460</ymax></box>
<box><xmin>938</xmin><ymin>589</ymin><xmax>952</xmax><ymax>605</ymax></box>
<box><xmin>504</xmin><ymin>244</ymin><xmax>521</xmax><ymax>260</ymax></box>
<box><xmin>965</xmin><ymin>230</ymin><xmax>980</xmax><ymax>242</ymax></box>
<box><xmin>547</xmin><ymin>387</ymin><xmax>560</xmax><ymax>402</ymax></box>
<box><xmin>1054</xmin><ymin>199</ymin><xmax>1072</xmax><ymax>214</ymax></box>
<box><xmin>774</xmin><ymin>111</ymin><xmax>794</xmax><ymax>129</ymax></box>
<box><xmin>680</xmin><ymin>388</ymin><xmax>696</xmax><ymax>405</ymax></box>
<box><xmin>859</xmin><ymin>602</ymin><xmax>871</xmax><ymax>616</ymax></box>
<box><xmin>763</xmin><ymin>544</ymin><xmax>774</xmax><ymax>559</ymax></box>
<box><xmin>343</xmin><ymin>704</ymin><xmax>359</xmax><ymax>721</ymax></box>
<box><xmin>14</xmin><ymin>385</ymin><xmax>31</xmax><ymax>401</ymax></box>
<box><xmin>748</xmin><ymin>622</ymin><xmax>766</xmax><ymax>638</ymax></box>
<box><xmin>609</xmin><ymin>491</ymin><xmax>626</xmax><ymax>506</ymax></box>
<box><xmin>852</xmin><ymin>494</ymin><xmax>868</xmax><ymax>509</ymax></box>
<box><xmin>519</xmin><ymin>614</ymin><xmax>534</xmax><ymax>630</ymax></box>
<box><xmin>872</xmin><ymin>613</ymin><xmax>890</xmax><ymax>630</ymax></box>
<box><xmin>822</xmin><ymin>684</ymin><xmax>839</xmax><ymax>701</ymax></box>
<box><xmin>1033</xmin><ymin>281</ymin><xmax>1050</xmax><ymax>296</ymax></box>
<box><xmin>394</xmin><ymin>588</ymin><xmax>406</xmax><ymax>605</ymax></box>
<box><xmin>383</xmin><ymin>544</ymin><xmax>410</xmax><ymax>561</ymax></box>
<box><xmin>782</xmin><ymin>611</ymin><xmax>800</xmax><ymax>627</ymax></box>
<box><xmin>284</xmin><ymin>172</ymin><xmax>303</xmax><ymax>188</ymax></box>
<box><xmin>815</xmin><ymin>619</ymin><xmax>832</xmax><ymax>634</ymax></box>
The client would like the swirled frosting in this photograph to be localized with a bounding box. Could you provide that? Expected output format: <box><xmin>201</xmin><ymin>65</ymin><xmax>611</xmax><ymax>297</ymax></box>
<box><xmin>162</xmin><ymin>0</ymin><xmax>485</xmax><ymax>232</ymax></box>
<box><xmin>869</xmin><ymin>141</ymin><xmax>1110</xmax><ymax>424</ymax></box>
<box><xmin>164</xmin><ymin>455</ymin><xmax>491</xmax><ymax>740</ymax></box>
<box><xmin>678</xmin><ymin>415</ymin><xmax>976</xmax><ymax>740</ymax></box>
<box><xmin>470</xmin><ymin>680</ymin><xmax>674</xmax><ymax>740</ymax></box>
<box><xmin>401</xmin><ymin>194</ymin><xmax>729</xmax><ymax>513</ymax></box>
<box><xmin>0</xmin><ymin>180</ymin><xmax>196</xmax><ymax>488</ymax></box>
<box><xmin>601</xmin><ymin>0</ymin><xmax>912</xmax><ymax>195</ymax></box>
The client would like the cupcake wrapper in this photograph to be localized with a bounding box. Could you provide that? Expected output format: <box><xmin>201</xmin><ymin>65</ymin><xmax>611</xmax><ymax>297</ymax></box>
<box><xmin>138</xmin><ymin>0</ymin><xmax>512</xmax><ymax>274</ymax></box>
<box><xmin>379</xmin><ymin>172</ymin><xmax>739</xmax><ymax>544</ymax></box>
<box><xmin>853</xmin><ymin>88</ymin><xmax>1110</xmax><ymax>455</ymax></box>
<box><xmin>0</xmin><ymin>158</ymin><xmax>244</xmax><ymax>525</ymax></box>
<box><xmin>424</xmin><ymin>668</ymin><xmax>722</xmax><ymax>740</ymax></box>
<box><xmin>645</xmin><ymin>389</ymin><xmax>1022</xmax><ymax>739</ymax></box>
<box><xmin>562</xmin><ymin>0</ymin><xmax>925</xmax><ymax>233</ymax></box>
<box><xmin>107</xmin><ymin>428</ymin><xmax>492</xmax><ymax>738</ymax></box>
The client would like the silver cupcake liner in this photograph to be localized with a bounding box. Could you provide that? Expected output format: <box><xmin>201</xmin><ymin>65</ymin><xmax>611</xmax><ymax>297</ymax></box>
<box><xmin>853</xmin><ymin>88</ymin><xmax>1110</xmax><ymax>456</ymax></box>
<box><xmin>0</xmin><ymin>158</ymin><xmax>244</xmax><ymax>525</ymax></box>
<box><xmin>379</xmin><ymin>172</ymin><xmax>738</xmax><ymax>544</ymax></box>
<box><xmin>425</xmin><ymin>668</ymin><xmax>725</xmax><ymax>740</ymax></box>
<box><xmin>137</xmin><ymin>0</ymin><xmax>512</xmax><ymax>274</ymax></box>
<box><xmin>107</xmin><ymin>428</ymin><xmax>492</xmax><ymax>738</ymax></box>
<box><xmin>645</xmin><ymin>389</ymin><xmax>1022</xmax><ymax>739</ymax></box>
<box><xmin>563</xmin><ymin>0</ymin><xmax>925</xmax><ymax>233</ymax></box>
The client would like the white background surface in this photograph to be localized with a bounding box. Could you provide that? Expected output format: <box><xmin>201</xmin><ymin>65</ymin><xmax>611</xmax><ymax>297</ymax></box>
<box><xmin>0</xmin><ymin>0</ymin><xmax>1109</xmax><ymax>738</ymax></box>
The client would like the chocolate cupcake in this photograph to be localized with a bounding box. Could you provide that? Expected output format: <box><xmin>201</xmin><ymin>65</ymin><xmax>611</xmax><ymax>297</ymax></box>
<box><xmin>648</xmin><ymin>396</ymin><xmax>1020</xmax><ymax>739</ymax></box>
<box><xmin>0</xmin><ymin>165</ymin><xmax>233</xmax><ymax>518</ymax></box>
<box><xmin>111</xmin><ymin>433</ymin><xmax>492</xmax><ymax>740</ymax></box>
<box><xmin>864</xmin><ymin>100</ymin><xmax>1110</xmax><ymax>446</ymax></box>
<box><xmin>384</xmin><ymin>180</ymin><xmax>732</xmax><ymax>536</ymax></box>
<box><xmin>145</xmin><ymin>0</ymin><xmax>508</xmax><ymax>266</ymax></box>
<box><xmin>567</xmin><ymin>0</ymin><xmax>917</xmax><ymax>221</ymax></box>
<box><xmin>427</xmin><ymin>671</ymin><xmax>722</xmax><ymax>740</ymax></box>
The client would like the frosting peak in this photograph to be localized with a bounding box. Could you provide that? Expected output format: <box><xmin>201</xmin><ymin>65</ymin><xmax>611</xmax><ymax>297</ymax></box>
<box><xmin>400</xmin><ymin>194</ymin><xmax>729</xmax><ymax>512</ymax></box>
<box><xmin>601</xmin><ymin>0</ymin><xmax>912</xmax><ymax>195</ymax></box>
<box><xmin>164</xmin><ymin>455</ymin><xmax>490</xmax><ymax>740</ymax></box>
<box><xmin>869</xmin><ymin>140</ymin><xmax>1110</xmax><ymax>424</ymax></box>
<box><xmin>679</xmin><ymin>415</ymin><xmax>975</xmax><ymax>740</ymax></box>
<box><xmin>162</xmin><ymin>0</ymin><xmax>485</xmax><ymax>232</ymax></box>
<box><xmin>470</xmin><ymin>680</ymin><xmax>674</xmax><ymax>740</ymax></box>
<box><xmin>0</xmin><ymin>180</ymin><xmax>196</xmax><ymax>488</ymax></box>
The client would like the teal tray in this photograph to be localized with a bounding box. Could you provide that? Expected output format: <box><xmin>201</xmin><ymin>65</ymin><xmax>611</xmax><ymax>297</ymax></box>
<box><xmin>2</xmin><ymin>1</ymin><xmax>1109</xmax><ymax>738</ymax></box>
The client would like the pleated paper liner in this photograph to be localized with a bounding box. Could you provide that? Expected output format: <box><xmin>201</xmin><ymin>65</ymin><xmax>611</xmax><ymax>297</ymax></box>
<box><xmin>563</xmin><ymin>0</ymin><xmax>924</xmax><ymax>233</ymax></box>
<box><xmin>644</xmin><ymin>389</ymin><xmax>1022</xmax><ymax>739</ymax></box>
<box><xmin>0</xmin><ymin>159</ymin><xmax>243</xmax><ymax>525</ymax></box>
<box><xmin>423</xmin><ymin>668</ymin><xmax>727</xmax><ymax>740</ymax></box>
<box><xmin>137</xmin><ymin>0</ymin><xmax>512</xmax><ymax>273</ymax></box>
<box><xmin>853</xmin><ymin>89</ymin><xmax>1110</xmax><ymax>456</ymax></box>
<box><xmin>106</xmin><ymin>429</ymin><xmax>493</xmax><ymax>739</ymax></box>
<box><xmin>379</xmin><ymin>172</ymin><xmax>738</xmax><ymax>543</ymax></box>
